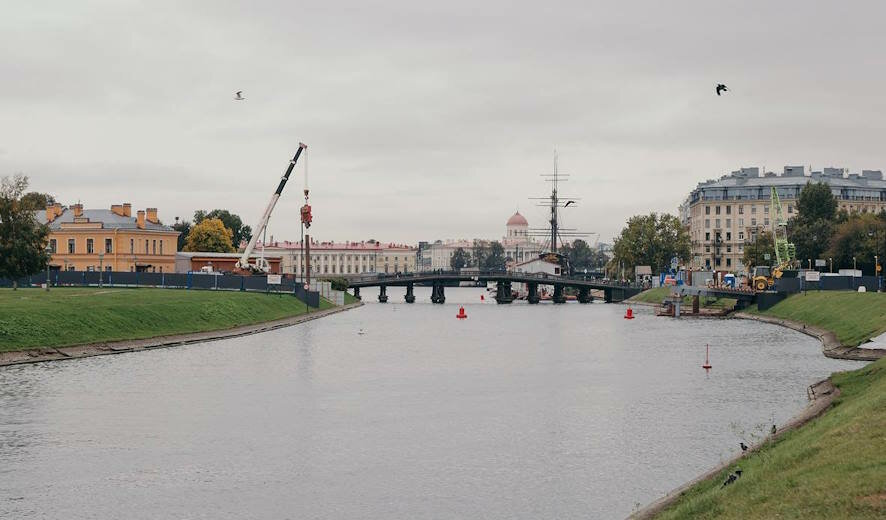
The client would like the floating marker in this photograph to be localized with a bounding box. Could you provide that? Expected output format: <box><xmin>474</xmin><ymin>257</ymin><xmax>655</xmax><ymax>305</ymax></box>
<box><xmin>624</xmin><ymin>307</ymin><xmax>635</xmax><ymax>319</ymax></box>
<box><xmin>702</xmin><ymin>344</ymin><xmax>712</xmax><ymax>370</ymax></box>
<box><xmin>456</xmin><ymin>306</ymin><xmax>467</xmax><ymax>319</ymax></box>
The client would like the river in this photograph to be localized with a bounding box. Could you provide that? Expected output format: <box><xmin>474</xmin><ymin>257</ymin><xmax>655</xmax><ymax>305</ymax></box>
<box><xmin>0</xmin><ymin>287</ymin><xmax>862</xmax><ymax>519</ymax></box>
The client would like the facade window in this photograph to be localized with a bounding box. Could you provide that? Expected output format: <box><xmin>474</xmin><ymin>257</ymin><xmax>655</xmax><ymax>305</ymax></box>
<box><xmin>726</xmin><ymin>232</ymin><xmax>732</xmax><ymax>241</ymax></box>
<box><xmin>752</xmin><ymin>206</ymin><xmax>757</xmax><ymax>214</ymax></box>
<box><xmin>751</xmin><ymin>218</ymin><xmax>757</xmax><ymax>226</ymax></box>
<box><xmin>738</xmin><ymin>205</ymin><xmax>744</xmax><ymax>214</ymax></box>
<box><xmin>726</xmin><ymin>258</ymin><xmax>732</xmax><ymax>267</ymax></box>
<box><xmin>705</xmin><ymin>246</ymin><xmax>710</xmax><ymax>253</ymax></box>
<box><xmin>726</xmin><ymin>205</ymin><xmax>731</xmax><ymax>215</ymax></box>
<box><xmin>705</xmin><ymin>206</ymin><xmax>710</xmax><ymax>215</ymax></box>
<box><xmin>705</xmin><ymin>232</ymin><xmax>710</xmax><ymax>241</ymax></box>
<box><xmin>49</xmin><ymin>239</ymin><xmax>57</xmax><ymax>253</ymax></box>
<box><xmin>130</xmin><ymin>239</ymin><xmax>134</xmax><ymax>254</ymax></box>
<box><xmin>332</xmin><ymin>265</ymin><xmax>336</xmax><ymax>274</ymax></box>
<box><xmin>105</xmin><ymin>238</ymin><xmax>112</xmax><ymax>253</ymax></box>
<box><xmin>738</xmin><ymin>218</ymin><xmax>744</xmax><ymax>227</ymax></box>
<box><xmin>160</xmin><ymin>241</ymin><xmax>163</xmax><ymax>255</ymax></box>
<box><xmin>715</xmin><ymin>257</ymin><xmax>721</xmax><ymax>267</ymax></box>
<box><xmin>715</xmin><ymin>219</ymin><xmax>721</xmax><ymax>228</ymax></box>
<box><xmin>725</xmin><ymin>219</ymin><xmax>731</xmax><ymax>228</ymax></box>
<box><xmin>726</xmin><ymin>245</ymin><xmax>732</xmax><ymax>253</ymax></box>
<box><xmin>87</xmin><ymin>238</ymin><xmax>94</xmax><ymax>254</ymax></box>
<box><xmin>788</xmin><ymin>205</ymin><xmax>793</xmax><ymax>214</ymax></box>
<box><xmin>705</xmin><ymin>259</ymin><xmax>711</xmax><ymax>269</ymax></box>
<box><xmin>145</xmin><ymin>240</ymin><xmax>149</xmax><ymax>254</ymax></box>
<box><xmin>705</xmin><ymin>219</ymin><xmax>710</xmax><ymax>229</ymax></box>
<box><xmin>715</xmin><ymin>206</ymin><xmax>721</xmax><ymax>215</ymax></box>
<box><xmin>738</xmin><ymin>231</ymin><xmax>744</xmax><ymax>241</ymax></box>
<box><xmin>159</xmin><ymin>266</ymin><xmax>162</xmax><ymax>273</ymax></box>
<box><xmin>764</xmin><ymin>205</ymin><xmax>769</xmax><ymax>214</ymax></box>
<box><xmin>764</xmin><ymin>218</ymin><xmax>770</xmax><ymax>226</ymax></box>
<box><xmin>324</xmin><ymin>265</ymin><xmax>328</xmax><ymax>273</ymax></box>
<box><xmin>152</xmin><ymin>240</ymin><xmax>156</xmax><ymax>255</ymax></box>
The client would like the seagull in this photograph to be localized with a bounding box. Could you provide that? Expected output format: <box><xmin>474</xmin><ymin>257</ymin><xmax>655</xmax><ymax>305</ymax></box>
<box><xmin>716</xmin><ymin>84</ymin><xmax>728</xmax><ymax>96</ymax></box>
<box><xmin>564</xmin><ymin>200</ymin><xmax>576</xmax><ymax>207</ymax></box>
<box><xmin>740</xmin><ymin>442</ymin><xmax>749</xmax><ymax>453</ymax></box>
<box><xmin>357</xmin><ymin>328</ymin><xmax>365</xmax><ymax>335</ymax></box>
<box><xmin>234</xmin><ymin>91</ymin><xmax>245</xmax><ymax>101</ymax></box>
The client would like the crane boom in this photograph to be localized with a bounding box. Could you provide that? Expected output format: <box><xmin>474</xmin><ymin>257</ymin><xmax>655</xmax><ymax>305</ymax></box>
<box><xmin>237</xmin><ymin>142</ymin><xmax>307</xmax><ymax>272</ymax></box>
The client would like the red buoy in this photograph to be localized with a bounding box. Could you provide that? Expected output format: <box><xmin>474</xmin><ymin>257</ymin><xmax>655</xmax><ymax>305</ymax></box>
<box><xmin>624</xmin><ymin>307</ymin><xmax>635</xmax><ymax>319</ymax></box>
<box><xmin>702</xmin><ymin>344</ymin><xmax>712</xmax><ymax>370</ymax></box>
<box><xmin>456</xmin><ymin>306</ymin><xmax>467</xmax><ymax>319</ymax></box>
<box><xmin>480</xmin><ymin>294</ymin><xmax>485</xmax><ymax>301</ymax></box>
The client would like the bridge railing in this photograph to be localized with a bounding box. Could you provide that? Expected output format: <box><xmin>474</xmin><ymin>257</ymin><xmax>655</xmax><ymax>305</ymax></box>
<box><xmin>347</xmin><ymin>269</ymin><xmax>639</xmax><ymax>288</ymax></box>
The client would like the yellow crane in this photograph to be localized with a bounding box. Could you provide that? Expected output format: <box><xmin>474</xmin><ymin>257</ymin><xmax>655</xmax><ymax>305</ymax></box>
<box><xmin>752</xmin><ymin>187</ymin><xmax>796</xmax><ymax>292</ymax></box>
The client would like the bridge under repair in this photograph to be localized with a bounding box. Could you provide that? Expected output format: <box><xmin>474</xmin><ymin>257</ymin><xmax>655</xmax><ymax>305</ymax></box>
<box><xmin>347</xmin><ymin>271</ymin><xmax>643</xmax><ymax>304</ymax></box>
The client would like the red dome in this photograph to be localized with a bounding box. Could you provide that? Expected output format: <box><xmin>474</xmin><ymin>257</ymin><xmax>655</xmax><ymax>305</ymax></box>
<box><xmin>507</xmin><ymin>211</ymin><xmax>528</xmax><ymax>226</ymax></box>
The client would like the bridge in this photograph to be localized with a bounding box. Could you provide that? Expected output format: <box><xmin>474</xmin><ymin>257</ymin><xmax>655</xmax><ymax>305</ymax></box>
<box><xmin>347</xmin><ymin>270</ymin><xmax>643</xmax><ymax>304</ymax></box>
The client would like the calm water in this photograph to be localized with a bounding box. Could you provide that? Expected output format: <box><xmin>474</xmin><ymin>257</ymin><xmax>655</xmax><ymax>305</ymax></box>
<box><xmin>0</xmin><ymin>287</ymin><xmax>862</xmax><ymax>519</ymax></box>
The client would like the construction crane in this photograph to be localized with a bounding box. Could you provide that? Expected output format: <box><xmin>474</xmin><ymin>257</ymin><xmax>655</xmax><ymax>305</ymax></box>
<box><xmin>752</xmin><ymin>186</ymin><xmax>796</xmax><ymax>291</ymax></box>
<box><xmin>236</xmin><ymin>142</ymin><xmax>307</xmax><ymax>273</ymax></box>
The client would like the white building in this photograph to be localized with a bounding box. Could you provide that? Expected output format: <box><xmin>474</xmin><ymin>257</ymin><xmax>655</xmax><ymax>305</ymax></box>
<box><xmin>257</xmin><ymin>240</ymin><xmax>416</xmax><ymax>278</ymax></box>
<box><xmin>424</xmin><ymin>211</ymin><xmax>544</xmax><ymax>270</ymax></box>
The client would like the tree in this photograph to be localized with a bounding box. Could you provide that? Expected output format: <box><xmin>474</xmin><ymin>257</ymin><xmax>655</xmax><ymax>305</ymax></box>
<box><xmin>483</xmin><ymin>241</ymin><xmax>506</xmax><ymax>270</ymax></box>
<box><xmin>20</xmin><ymin>192</ymin><xmax>56</xmax><ymax>210</ymax></box>
<box><xmin>472</xmin><ymin>241</ymin><xmax>488</xmax><ymax>268</ymax></box>
<box><xmin>184</xmin><ymin>217</ymin><xmax>235</xmax><ymax>253</ymax></box>
<box><xmin>610</xmin><ymin>213</ymin><xmax>690</xmax><ymax>275</ymax></box>
<box><xmin>0</xmin><ymin>175</ymin><xmax>50</xmax><ymax>288</ymax></box>
<box><xmin>562</xmin><ymin>239</ymin><xmax>598</xmax><ymax>272</ymax></box>
<box><xmin>796</xmin><ymin>182</ymin><xmax>838</xmax><ymax>223</ymax></box>
<box><xmin>742</xmin><ymin>230</ymin><xmax>775</xmax><ymax>270</ymax></box>
<box><xmin>172</xmin><ymin>219</ymin><xmax>191</xmax><ymax>251</ymax></box>
<box><xmin>194</xmin><ymin>209</ymin><xmax>252</xmax><ymax>247</ymax></box>
<box><xmin>826</xmin><ymin>213</ymin><xmax>886</xmax><ymax>274</ymax></box>
<box><xmin>450</xmin><ymin>247</ymin><xmax>470</xmax><ymax>270</ymax></box>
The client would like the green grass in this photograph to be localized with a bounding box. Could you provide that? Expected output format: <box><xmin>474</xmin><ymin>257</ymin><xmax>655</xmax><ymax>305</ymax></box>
<box><xmin>630</xmin><ymin>287</ymin><xmax>737</xmax><ymax>310</ymax></box>
<box><xmin>0</xmin><ymin>287</ymin><xmax>333</xmax><ymax>352</ymax></box>
<box><xmin>653</xmin><ymin>357</ymin><xmax>886</xmax><ymax>520</ymax></box>
<box><xmin>748</xmin><ymin>291</ymin><xmax>886</xmax><ymax>347</ymax></box>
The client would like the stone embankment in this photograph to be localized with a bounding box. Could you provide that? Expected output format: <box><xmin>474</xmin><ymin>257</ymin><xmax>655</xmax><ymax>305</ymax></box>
<box><xmin>735</xmin><ymin>311</ymin><xmax>886</xmax><ymax>362</ymax></box>
<box><xmin>0</xmin><ymin>301</ymin><xmax>362</xmax><ymax>367</ymax></box>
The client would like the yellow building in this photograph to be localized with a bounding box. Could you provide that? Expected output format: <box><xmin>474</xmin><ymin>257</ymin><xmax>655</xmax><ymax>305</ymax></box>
<box><xmin>38</xmin><ymin>202</ymin><xmax>179</xmax><ymax>272</ymax></box>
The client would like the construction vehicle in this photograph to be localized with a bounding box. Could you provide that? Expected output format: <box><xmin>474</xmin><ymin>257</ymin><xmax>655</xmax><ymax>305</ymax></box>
<box><xmin>236</xmin><ymin>143</ymin><xmax>307</xmax><ymax>273</ymax></box>
<box><xmin>752</xmin><ymin>186</ymin><xmax>797</xmax><ymax>291</ymax></box>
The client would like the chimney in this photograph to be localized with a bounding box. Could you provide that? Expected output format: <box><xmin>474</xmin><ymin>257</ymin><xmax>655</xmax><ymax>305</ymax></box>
<box><xmin>72</xmin><ymin>203</ymin><xmax>83</xmax><ymax>217</ymax></box>
<box><xmin>137</xmin><ymin>210</ymin><xmax>146</xmax><ymax>229</ymax></box>
<box><xmin>111</xmin><ymin>204</ymin><xmax>124</xmax><ymax>216</ymax></box>
<box><xmin>146</xmin><ymin>207</ymin><xmax>158</xmax><ymax>224</ymax></box>
<box><xmin>122</xmin><ymin>203</ymin><xmax>131</xmax><ymax>217</ymax></box>
<box><xmin>45</xmin><ymin>203</ymin><xmax>64</xmax><ymax>222</ymax></box>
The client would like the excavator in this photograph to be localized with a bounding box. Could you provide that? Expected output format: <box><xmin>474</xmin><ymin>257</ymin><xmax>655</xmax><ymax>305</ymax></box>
<box><xmin>752</xmin><ymin>186</ymin><xmax>796</xmax><ymax>292</ymax></box>
<box><xmin>235</xmin><ymin>143</ymin><xmax>307</xmax><ymax>274</ymax></box>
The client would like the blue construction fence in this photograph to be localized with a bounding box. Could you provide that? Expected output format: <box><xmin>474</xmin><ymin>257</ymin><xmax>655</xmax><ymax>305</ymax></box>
<box><xmin>0</xmin><ymin>271</ymin><xmax>322</xmax><ymax>308</ymax></box>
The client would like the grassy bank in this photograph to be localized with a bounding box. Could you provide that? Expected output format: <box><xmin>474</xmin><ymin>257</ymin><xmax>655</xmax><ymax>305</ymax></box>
<box><xmin>0</xmin><ymin>287</ymin><xmax>333</xmax><ymax>352</ymax></box>
<box><xmin>748</xmin><ymin>291</ymin><xmax>886</xmax><ymax>347</ymax></box>
<box><xmin>630</xmin><ymin>287</ymin><xmax>737</xmax><ymax>310</ymax></box>
<box><xmin>653</xmin><ymin>357</ymin><xmax>886</xmax><ymax>520</ymax></box>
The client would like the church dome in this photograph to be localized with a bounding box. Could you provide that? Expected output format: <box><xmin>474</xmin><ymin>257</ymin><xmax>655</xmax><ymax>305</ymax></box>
<box><xmin>507</xmin><ymin>211</ymin><xmax>528</xmax><ymax>226</ymax></box>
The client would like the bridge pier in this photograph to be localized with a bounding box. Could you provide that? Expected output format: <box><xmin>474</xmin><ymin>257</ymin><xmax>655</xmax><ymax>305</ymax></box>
<box><xmin>431</xmin><ymin>282</ymin><xmax>445</xmax><ymax>304</ymax></box>
<box><xmin>495</xmin><ymin>281</ymin><xmax>514</xmax><ymax>304</ymax></box>
<box><xmin>578</xmin><ymin>287</ymin><xmax>592</xmax><ymax>304</ymax></box>
<box><xmin>405</xmin><ymin>283</ymin><xmax>415</xmax><ymax>303</ymax></box>
<box><xmin>378</xmin><ymin>285</ymin><xmax>388</xmax><ymax>303</ymax></box>
<box><xmin>527</xmin><ymin>282</ymin><xmax>540</xmax><ymax>304</ymax></box>
<box><xmin>552</xmin><ymin>285</ymin><xmax>566</xmax><ymax>304</ymax></box>
<box><xmin>353</xmin><ymin>287</ymin><xmax>361</xmax><ymax>300</ymax></box>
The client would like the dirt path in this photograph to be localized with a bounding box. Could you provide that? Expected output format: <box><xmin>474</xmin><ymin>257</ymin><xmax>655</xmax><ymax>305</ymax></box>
<box><xmin>0</xmin><ymin>301</ymin><xmax>363</xmax><ymax>367</ymax></box>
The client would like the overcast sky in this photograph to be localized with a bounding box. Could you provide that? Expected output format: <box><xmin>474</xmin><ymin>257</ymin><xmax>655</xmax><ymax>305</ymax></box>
<box><xmin>3</xmin><ymin>1</ymin><xmax>886</xmax><ymax>244</ymax></box>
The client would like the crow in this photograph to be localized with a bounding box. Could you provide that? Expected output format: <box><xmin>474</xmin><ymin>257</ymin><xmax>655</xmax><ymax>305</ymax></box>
<box><xmin>771</xmin><ymin>424</ymin><xmax>777</xmax><ymax>435</ymax></box>
<box><xmin>740</xmin><ymin>442</ymin><xmax>748</xmax><ymax>452</ymax></box>
<box><xmin>722</xmin><ymin>473</ymin><xmax>737</xmax><ymax>487</ymax></box>
<box><xmin>716</xmin><ymin>84</ymin><xmax>728</xmax><ymax>96</ymax></box>
<box><xmin>564</xmin><ymin>200</ymin><xmax>576</xmax><ymax>207</ymax></box>
<box><xmin>234</xmin><ymin>91</ymin><xmax>245</xmax><ymax>101</ymax></box>
<box><xmin>735</xmin><ymin>468</ymin><xmax>743</xmax><ymax>478</ymax></box>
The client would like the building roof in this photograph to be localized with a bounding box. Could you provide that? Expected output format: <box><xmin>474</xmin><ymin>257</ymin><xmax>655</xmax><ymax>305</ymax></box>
<box><xmin>507</xmin><ymin>211</ymin><xmax>528</xmax><ymax>226</ymax></box>
<box><xmin>258</xmin><ymin>240</ymin><xmax>415</xmax><ymax>251</ymax></box>
<box><xmin>36</xmin><ymin>208</ymin><xmax>174</xmax><ymax>231</ymax></box>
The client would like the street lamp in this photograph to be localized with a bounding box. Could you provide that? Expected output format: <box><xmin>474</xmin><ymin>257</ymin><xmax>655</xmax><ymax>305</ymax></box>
<box><xmin>45</xmin><ymin>244</ymin><xmax>52</xmax><ymax>292</ymax></box>
<box><xmin>98</xmin><ymin>252</ymin><xmax>104</xmax><ymax>288</ymax></box>
<box><xmin>828</xmin><ymin>257</ymin><xmax>832</xmax><ymax>274</ymax></box>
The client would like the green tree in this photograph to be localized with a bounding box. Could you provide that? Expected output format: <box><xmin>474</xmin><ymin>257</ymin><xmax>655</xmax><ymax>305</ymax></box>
<box><xmin>20</xmin><ymin>191</ymin><xmax>56</xmax><ymax>210</ymax></box>
<box><xmin>194</xmin><ymin>209</ymin><xmax>252</xmax><ymax>247</ymax></box>
<box><xmin>483</xmin><ymin>241</ymin><xmax>506</xmax><ymax>270</ymax></box>
<box><xmin>184</xmin><ymin>217</ymin><xmax>235</xmax><ymax>253</ymax></box>
<box><xmin>0</xmin><ymin>175</ymin><xmax>50</xmax><ymax>288</ymax></box>
<box><xmin>796</xmin><ymin>182</ymin><xmax>838</xmax><ymax>222</ymax></box>
<box><xmin>742</xmin><ymin>230</ymin><xmax>775</xmax><ymax>270</ymax></box>
<box><xmin>472</xmin><ymin>240</ymin><xmax>488</xmax><ymax>268</ymax></box>
<box><xmin>450</xmin><ymin>247</ymin><xmax>470</xmax><ymax>270</ymax></box>
<box><xmin>826</xmin><ymin>213</ymin><xmax>886</xmax><ymax>274</ymax></box>
<box><xmin>172</xmin><ymin>219</ymin><xmax>191</xmax><ymax>251</ymax></box>
<box><xmin>610</xmin><ymin>213</ymin><xmax>689</xmax><ymax>275</ymax></box>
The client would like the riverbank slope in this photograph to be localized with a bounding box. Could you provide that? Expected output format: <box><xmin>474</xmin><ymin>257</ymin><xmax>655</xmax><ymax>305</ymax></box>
<box><xmin>638</xmin><ymin>291</ymin><xmax>886</xmax><ymax>519</ymax></box>
<box><xmin>0</xmin><ymin>287</ymin><xmax>334</xmax><ymax>354</ymax></box>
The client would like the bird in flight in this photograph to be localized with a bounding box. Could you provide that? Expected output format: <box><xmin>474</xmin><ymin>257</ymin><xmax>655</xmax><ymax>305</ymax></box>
<box><xmin>716</xmin><ymin>84</ymin><xmax>728</xmax><ymax>96</ymax></box>
<box><xmin>564</xmin><ymin>200</ymin><xmax>576</xmax><ymax>207</ymax></box>
<box><xmin>234</xmin><ymin>91</ymin><xmax>245</xmax><ymax>101</ymax></box>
